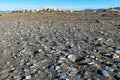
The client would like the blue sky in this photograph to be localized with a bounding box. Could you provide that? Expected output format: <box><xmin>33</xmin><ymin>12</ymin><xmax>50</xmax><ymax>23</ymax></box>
<box><xmin>0</xmin><ymin>0</ymin><xmax>119</xmax><ymax>10</ymax></box>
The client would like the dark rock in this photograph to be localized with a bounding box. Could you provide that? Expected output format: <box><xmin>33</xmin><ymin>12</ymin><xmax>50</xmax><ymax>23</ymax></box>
<box><xmin>114</xmin><ymin>74</ymin><xmax>120</xmax><ymax>80</ymax></box>
<box><xmin>97</xmin><ymin>69</ymin><xmax>110</xmax><ymax>77</ymax></box>
<box><xmin>113</xmin><ymin>70</ymin><xmax>119</xmax><ymax>73</ymax></box>
<box><xmin>117</xmin><ymin>63</ymin><xmax>120</xmax><ymax>69</ymax></box>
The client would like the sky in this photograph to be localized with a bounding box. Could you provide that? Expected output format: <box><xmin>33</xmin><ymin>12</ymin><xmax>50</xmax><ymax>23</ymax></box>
<box><xmin>0</xmin><ymin>0</ymin><xmax>120</xmax><ymax>11</ymax></box>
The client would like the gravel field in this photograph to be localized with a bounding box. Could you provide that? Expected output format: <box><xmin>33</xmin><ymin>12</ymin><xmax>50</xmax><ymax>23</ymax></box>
<box><xmin>0</xmin><ymin>11</ymin><xmax>120</xmax><ymax>80</ymax></box>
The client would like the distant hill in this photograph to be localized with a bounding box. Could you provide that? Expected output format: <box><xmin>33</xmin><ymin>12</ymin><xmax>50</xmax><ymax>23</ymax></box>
<box><xmin>114</xmin><ymin>7</ymin><xmax>120</xmax><ymax>10</ymax></box>
<box><xmin>83</xmin><ymin>7</ymin><xmax>120</xmax><ymax>12</ymax></box>
<box><xmin>96</xmin><ymin>8</ymin><xmax>106</xmax><ymax>11</ymax></box>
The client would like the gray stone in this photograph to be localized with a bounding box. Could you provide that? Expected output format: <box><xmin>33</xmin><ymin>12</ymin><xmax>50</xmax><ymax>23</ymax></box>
<box><xmin>74</xmin><ymin>75</ymin><xmax>83</xmax><ymax>80</ymax></box>
<box><xmin>105</xmin><ymin>66</ymin><xmax>114</xmax><ymax>72</ymax></box>
<box><xmin>117</xmin><ymin>63</ymin><xmax>120</xmax><ymax>69</ymax></box>
<box><xmin>98</xmin><ymin>69</ymin><xmax>110</xmax><ymax>77</ymax></box>
<box><xmin>115</xmin><ymin>50</ymin><xmax>120</xmax><ymax>54</ymax></box>
<box><xmin>114</xmin><ymin>74</ymin><xmax>120</xmax><ymax>80</ymax></box>
<box><xmin>87</xmin><ymin>61</ymin><xmax>95</xmax><ymax>65</ymax></box>
<box><xmin>22</xmin><ymin>68</ymin><xmax>29</xmax><ymax>73</ymax></box>
<box><xmin>34</xmin><ymin>49</ymin><xmax>43</xmax><ymax>55</ymax></box>
<box><xmin>26</xmin><ymin>75</ymin><xmax>31</xmax><ymax>79</ymax></box>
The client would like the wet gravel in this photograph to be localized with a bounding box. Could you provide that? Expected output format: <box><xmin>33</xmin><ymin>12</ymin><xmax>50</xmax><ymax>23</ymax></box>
<box><xmin>0</xmin><ymin>11</ymin><xmax>120</xmax><ymax>80</ymax></box>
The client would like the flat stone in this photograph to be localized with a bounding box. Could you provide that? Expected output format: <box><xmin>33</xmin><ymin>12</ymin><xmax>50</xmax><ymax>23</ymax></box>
<box><xmin>87</xmin><ymin>61</ymin><xmax>95</xmax><ymax>65</ymax></box>
<box><xmin>115</xmin><ymin>50</ymin><xmax>120</xmax><ymax>54</ymax></box>
<box><xmin>0</xmin><ymin>73</ymin><xmax>9</xmax><ymax>80</ymax></box>
<box><xmin>26</xmin><ymin>75</ymin><xmax>31</xmax><ymax>79</ymax></box>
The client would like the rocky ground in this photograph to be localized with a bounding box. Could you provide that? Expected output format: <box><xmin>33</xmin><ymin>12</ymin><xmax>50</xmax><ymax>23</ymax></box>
<box><xmin>0</xmin><ymin>11</ymin><xmax>120</xmax><ymax>80</ymax></box>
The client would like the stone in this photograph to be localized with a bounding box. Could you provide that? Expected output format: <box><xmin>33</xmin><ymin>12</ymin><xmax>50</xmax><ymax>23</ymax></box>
<box><xmin>34</xmin><ymin>49</ymin><xmax>43</xmax><ymax>55</ymax></box>
<box><xmin>92</xmin><ymin>63</ymin><xmax>101</xmax><ymax>69</ymax></box>
<box><xmin>82</xmin><ymin>71</ymin><xmax>90</xmax><ymax>79</ymax></box>
<box><xmin>58</xmin><ymin>57</ymin><xmax>66</xmax><ymax>63</ymax></box>
<box><xmin>55</xmin><ymin>66</ymin><xmax>61</xmax><ymax>71</ymax></box>
<box><xmin>74</xmin><ymin>75</ymin><xmax>84</xmax><ymax>80</ymax></box>
<box><xmin>0</xmin><ymin>73</ymin><xmax>9</xmax><ymax>80</ymax></box>
<box><xmin>97</xmin><ymin>41</ymin><xmax>105</xmax><ymax>46</ymax></box>
<box><xmin>79</xmin><ymin>58</ymin><xmax>91</xmax><ymax>65</ymax></box>
<box><xmin>60</xmin><ymin>63</ymin><xmax>69</xmax><ymax>71</ymax></box>
<box><xmin>115</xmin><ymin>50</ymin><xmax>120</xmax><ymax>54</ymax></box>
<box><xmin>1</xmin><ymin>68</ymin><xmax>11</xmax><ymax>74</ymax></box>
<box><xmin>87</xmin><ymin>61</ymin><xmax>95</xmax><ymax>65</ymax></box>
<box><xmin>113</xmin><ymin>70</ymin><xmax>119</xmax><ymax>73</ymax></box>
<box><xmin>68</xmin><ymin>54</ymin><xmax>76</xmax><ymax>62</ymax></box>
<box><xmin>104</xmin><ymin>61</ymin><xmax>110</xmax><ymax>65</ymax></box>
<box><xmin>117</xmin><ymin>63</ymin><xmax>120</xmax><ymax>69</ymax></box>
<box><xmin>22</xmin><ymin>68</ymin><xmax>29</xmax><ymax>73</ymax></box>
<box><xmin>105</xmin><ymin>66</ymin><xmax>114</xmax><ymax>72</ymax></box>
<box><xmin>98</xmin><ymin>69</ymin><xmax>110</xmax><ymax>77</ymax></box>
<box><xmin>26</xmin><ymin>75</ymin><xmax>31</xmax><ymax>79</ymax></box>
<box><xmin>106</xmin><ymin>38</ymin><xmax>114</xmax><ymax>46</ymax></box>
<box><xmin>112</xmin><ymin>54</ymin><xmax>119</xmax><ymax>59</ymax></box>
<box><xmin>114</xmin><ymin>74</ymin><xmax>120</xmax><ymax>80</ymax></box>
<box><xmin>69</xmin><ymin>67</ymin><xmax>78</xmax><ymax>75</ymax></box>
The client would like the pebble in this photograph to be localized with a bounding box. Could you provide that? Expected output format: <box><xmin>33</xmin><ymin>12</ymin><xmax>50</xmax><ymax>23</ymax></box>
<box><xmin>58</xmin><ymin>57</ymin><xmax>66</xmax><ymax>63</ymax></box>
<box><xmin>87</xmin><ymin>61</ymin><xmax>95</xmax><ymax>65</ymax></box>
<box><xmin>34</xmin><ymin>49</ymin><xmax>43</xmax><ymax>55</ymax></box>
<box><xmin>104</xmin><ymin>61</ymin><xmax>110</xmax><ymax>65</ymax></box>
<box><xmin>60</xmin><ymin>63</ymin><xmax>69</xmax><ymax>71</ymax></box>
<box><xmin>105</xmin><ymin>66</ymin><xmax>114</xmax><ymax>72</ymax></box>
<box><xmin>117</xmin><ymin>63</ymin><xmax>120</xmax><ymax>69</ymax></box>
<box><xmin>26</xmin><ymin>75</ymin><xmax>31</xmax><ymax>79</ymax></box>
<box><xmin>69</xmin><ymin>67</ymin><xmax>78</xmax><ymax>75</ymax></box>
<box><xmin>0</xmin><ymin>73</ymin><xmax>9</xmax><ymax>80</ymax></box>
<box><xmin>112</xmin><ymin>54</ymin><xmax>119</xmax><ymax>59</ymax></box>
<box><xmin>114</xmin><ymin>74</ymin><xmax>120</xmax><ymax>80</ymax></box>
<box><xmin>74</xmin><ymin>75</ymin><xmax>84</xmax><ymax>80</ymax></box>
<box><xmin>98</xmin><ymin>69</ymin><xmax>110</xmax><ymax>77</ymax></box>
<box><xmin>68</xmin><ymin>54</ymin><xmax>76</xmax><ymax>62</ymax></box>
<box><xmin>115</xmin><ymin>50</ymin><xmax>120</xmax><ymax>54</ymax></box>
<box><xmin>22</xmin><ymin>68</ymin><xmax>29</xmax><ymax>73</ymax></box>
